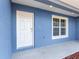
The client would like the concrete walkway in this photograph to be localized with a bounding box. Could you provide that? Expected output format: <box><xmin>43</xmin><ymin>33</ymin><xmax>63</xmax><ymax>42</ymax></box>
<box><xmin>12</xmin><ymin>41</ymin><xmax>79</xmax><ymax>59</ymax></box>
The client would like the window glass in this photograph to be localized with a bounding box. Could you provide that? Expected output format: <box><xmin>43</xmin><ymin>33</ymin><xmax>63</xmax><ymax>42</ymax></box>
<box><xmin>53</xmin><ymin>18</ymin><xmax>59</xmax><ymax>26</ymax></box>
<box><xmin>61</xmin><ymin>19</ymin><xmax>66</xmax><ymax>27</ymax></box>
<box><xmin>53</xmin><ymin>28</ymin><xmax>59</xmax><ymax>36</ymax></box>
<box><xmin>61</xmin><ymin>28</ymin><xmax>66</xmax><ymax>35</ymax></box>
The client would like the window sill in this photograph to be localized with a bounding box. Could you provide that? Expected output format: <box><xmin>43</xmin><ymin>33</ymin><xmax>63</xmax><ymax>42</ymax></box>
<box><xmin>52</xmin><ymin>35</ymin><xmax>68</xmax><ymax>39</ymax></box>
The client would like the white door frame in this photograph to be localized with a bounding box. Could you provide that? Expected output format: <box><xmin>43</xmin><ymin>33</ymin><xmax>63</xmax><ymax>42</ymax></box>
<box><xmin>16</xmin><ymin>10</ymin><xmax>35</xmax><ymax>49</ymax></box>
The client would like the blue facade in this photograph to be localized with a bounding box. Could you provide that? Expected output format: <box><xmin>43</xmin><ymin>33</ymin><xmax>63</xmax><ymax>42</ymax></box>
<box><xmin>0</xmin><ymin>0</ymin><xmax>11</xmax><ymax>59</ymax></box>
<box><xmin>12</xmin><ymin>3</ymin><xmax>77</xmax><ymax>53</ymax></box>
<box><xmin>76</xmin><ymin>18</ymin><xmax>79</xmax><ymax>40</ymax></box>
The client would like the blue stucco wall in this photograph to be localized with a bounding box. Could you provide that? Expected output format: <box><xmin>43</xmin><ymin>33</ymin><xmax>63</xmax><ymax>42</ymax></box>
<box><xmin>76</xmin><ymin>18</ymin><xmax>79</xmax><ymax>40</ymax></box>
<box><xmin>12</xmin><ymin>3</ymin><xmax>76</xmax><ymax>52</ymax></box>
<box><xmin>0</xmin><ymin>0</ymin><xmax>11</xmax><ymax>59</ymax></box>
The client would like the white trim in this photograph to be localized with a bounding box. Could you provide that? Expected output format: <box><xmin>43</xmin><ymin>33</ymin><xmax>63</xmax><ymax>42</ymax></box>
<box><xmin>16</xmin><ymin>10</ymin><xmax>35</xmax><ymax>49</ymax></box>
<box><xmin>52</xmin><ymin>15</ymin><xmax>68</xmax><ymax>39</ymax></box>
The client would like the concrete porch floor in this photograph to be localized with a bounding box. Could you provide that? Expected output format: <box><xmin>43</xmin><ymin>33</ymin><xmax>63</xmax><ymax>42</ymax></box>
<box><xmin>12</xmin><ymin>41</ymin><xmax>79</xmax><ymax>59</ymax></box>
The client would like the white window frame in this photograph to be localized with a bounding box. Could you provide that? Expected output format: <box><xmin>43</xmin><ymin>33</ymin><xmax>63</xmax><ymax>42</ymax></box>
<box><xmin>52</xmin><ymin>15</ymin><xmax>68</xmax><ymax>39</ymax></box>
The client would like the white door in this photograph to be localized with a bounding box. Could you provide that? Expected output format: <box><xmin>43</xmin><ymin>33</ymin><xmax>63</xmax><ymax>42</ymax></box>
<box><xmin>16</xmin><ymin>10</ymin><xmax>34</xmax><ymax>49</ymax></box>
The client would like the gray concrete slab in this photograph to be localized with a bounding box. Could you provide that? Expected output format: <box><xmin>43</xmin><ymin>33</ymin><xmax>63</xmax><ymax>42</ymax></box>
<box><xmin>12</xmin><ymin>41</ymin><xmax>79</xmax><ymax>59</ymax></box>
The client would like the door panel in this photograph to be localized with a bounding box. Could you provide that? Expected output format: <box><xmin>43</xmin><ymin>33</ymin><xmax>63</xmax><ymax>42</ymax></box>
<box><xmin>16</xmin><ymin>10</ymin><xmax>34</xmax><ymax>49</ymax></box>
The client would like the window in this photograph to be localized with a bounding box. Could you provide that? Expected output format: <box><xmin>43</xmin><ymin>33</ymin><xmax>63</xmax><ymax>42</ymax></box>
<box><xmin>52</xmin><ymin>16</ymin><xmax>68</xmax><ymax>39</ymax></box>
